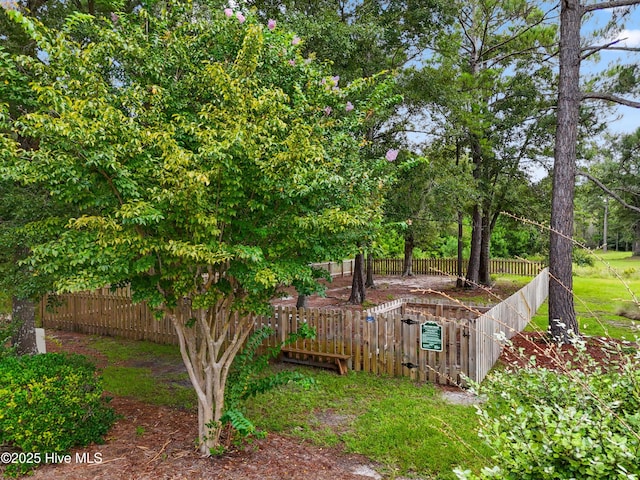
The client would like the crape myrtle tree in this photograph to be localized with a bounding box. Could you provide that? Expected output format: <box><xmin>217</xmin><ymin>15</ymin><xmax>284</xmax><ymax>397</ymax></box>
<box><xmin>2</xmin><ymin>5</ymin><xmax>395</xmax><ymax>453</ymax></box>
<box><xmin>550</xmin><ymin>0</ymin><xmax>640</xmax><ymax>342</ymax></box>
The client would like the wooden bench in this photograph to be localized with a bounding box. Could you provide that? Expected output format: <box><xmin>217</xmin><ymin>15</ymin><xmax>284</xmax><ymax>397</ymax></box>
<box><xmin>280</xmin><ymin>347</ymin><xmax>351</xmax><ymax>375</ymax></box>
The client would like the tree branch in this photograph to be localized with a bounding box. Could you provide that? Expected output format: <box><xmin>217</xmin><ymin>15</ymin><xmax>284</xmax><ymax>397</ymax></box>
<box><xmin>578</xmin><ymin>170</ymin><xmax>640</xmax><ymax>214</ymax></box>
<box><xmin>584</xmin><ymin>0</ymin><xmax>640</xmax><ymax>14</ymax></box>
<box><xmin>581</xmin><ymin>92</ymin><xmax>640</xmax><ymax>108</ymax></box>
<box><xmin>581</xmin><ymin>37</ymin><xmax>639</xmax><ymax>60</ymax></box>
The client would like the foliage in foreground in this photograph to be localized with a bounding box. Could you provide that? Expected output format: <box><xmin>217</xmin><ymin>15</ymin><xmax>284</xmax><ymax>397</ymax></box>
<box><xmin>0</xmin><ymin>353</ymin><xmax>116</xmax><ymax>476</ymax></box>
<box><xmin>457</xmin><ymin>344</ymin><xmax>640</xmax><ymax>480</ymax></box>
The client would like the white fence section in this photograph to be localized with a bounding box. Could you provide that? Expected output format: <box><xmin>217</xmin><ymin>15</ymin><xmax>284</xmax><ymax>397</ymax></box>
<box><xmin>470</xmin><ymin>268</ymin><xmax>549</xmax><ymax>383</ymax></box>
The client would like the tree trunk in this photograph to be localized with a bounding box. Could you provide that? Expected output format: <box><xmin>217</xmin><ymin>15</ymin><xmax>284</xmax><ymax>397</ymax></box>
<box><xmin>296</xmin><ymin>294</ymin><xmax>308</xmax><ymax>308</ymax></box>
<box><xmin>479</xmin><ymin>212</ymin><xmax>492</xmax><ymax>286</ymax></box>
<box><xmin>348</xmin><ymin>253</ymin><xmax>366</xmax><ymax>304</ymax></box>
<box><xmin>549</xmin><ymin>0</ymin><xmax>581</xmax><ymax>342</ymax></box>
<box><xmin>633</xmin><ymin>222</ymin><xmax>640</xmax><ymax>257</ymax></box>
<box><xmin>11</xmin><ymin>296</ymin><xmax>37</xmax><ymax>355</ymax></box>
<box><xmin>402</xmin><ymin>232</ymin><xmax>414</xmax><ymax>277</ymax></box>
<box><xmin>171</xmin><ymin>299</ymin><xmax>253</xmax><ymax>455</ymax></box>
<box><xmin>456</xmin><ymin>211</ymin><xmax>464</xmax><ymax>288</ymax></box>
<box><xmin>479</xmin><ymin>211</ymin><xmax>500</xmax><ymax>286</ymax></box>
<box><xmin>465</xmin><ymin>205</ymin><xmax>482</xmax><ymax>288</ymax></box>
<box><xmin>365</xmin><ymin>252</ymin><xmax>375</xmax><ymax>288</ymax></box>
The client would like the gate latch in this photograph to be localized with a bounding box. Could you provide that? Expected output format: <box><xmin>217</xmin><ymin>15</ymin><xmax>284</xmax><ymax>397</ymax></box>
<box><xmin>401</xmin><ymin>318</ymin><xmax>419</xmax><ymax>325</ymax></box>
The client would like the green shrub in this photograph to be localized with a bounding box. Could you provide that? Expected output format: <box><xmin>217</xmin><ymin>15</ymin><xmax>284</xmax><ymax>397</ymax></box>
<box><xmin>0</xmin><ymin>353</ymin><xmax>117</xmax><ymax>476</ymax></box>
<box><xmin>0</xmin><ymin>316</ymin><xmax>17</xmax><ymax>360</ymax></box>
<box><xmin>455</xmin><ymin>345</ymin><xmax>640</xmax><ymax>479</ymax></box>
<box><xmin>573</xmin><ymin>248</ymin><xmax>595</xmax><ymax>266</ymax></box>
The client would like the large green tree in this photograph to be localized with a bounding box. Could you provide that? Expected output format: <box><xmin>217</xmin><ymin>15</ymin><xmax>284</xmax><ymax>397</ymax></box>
<box><xmin>247</xmin><ymin>0</ymin><xmax>453</xmax><ymax>303</ymax></box>
<box><xmin>408</xmin><ymin>0</ymin><xmax>556</xmax><ymax>287</ymax></box>
<box><xmin>2</xmin><ymin>4</ymin><xmax>394</xmax><ymax>452</ymax></box>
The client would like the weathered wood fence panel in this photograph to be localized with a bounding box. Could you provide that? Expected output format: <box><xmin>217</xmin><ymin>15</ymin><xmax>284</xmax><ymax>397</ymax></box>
<box><xmin>41</xmin><ymin>269</ymin><xmax>549</xmax><ymax>385</ymax></box>
<box><xmin>41</xmin><ymin>287</ymin><xmax>178</xmax><ymax>344</ymax></box>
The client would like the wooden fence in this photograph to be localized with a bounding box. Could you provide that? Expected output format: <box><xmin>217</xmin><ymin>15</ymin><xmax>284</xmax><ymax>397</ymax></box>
<box><xmin>40</xmin><ymin>286</ymin><xmax>179</xmax><ymax>344</ymax></box>
<box><xmin>41</xmin><ymin>269</ymin><xmax>548</xmax><ymax>385</ymax></box>
<box><xmin>471</xmin><ymin>267</ymin><xmax>549</xmax><ymax>382</ymax></box>
<box><xmin>314</xmin><ymin>258</ymin><xmax>544</xmax><ymax>277</ymax></box>
<box><xmin>369</xmin><ymin>258</ymin><xmax>544</xmax><ymax>277</ymax></box>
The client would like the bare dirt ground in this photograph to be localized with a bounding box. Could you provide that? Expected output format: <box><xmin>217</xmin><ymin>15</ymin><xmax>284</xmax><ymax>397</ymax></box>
<box><xmin>7</xmin><ymin>274</ymin><xmax>631</xmax><ymax>480</ymax></box>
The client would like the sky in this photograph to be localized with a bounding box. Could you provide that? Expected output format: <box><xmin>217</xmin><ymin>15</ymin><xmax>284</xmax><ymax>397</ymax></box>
<box><xmin>585</xmin><ymin>7</ymin><xmax>640</xmax><ymax>135</ymax></box>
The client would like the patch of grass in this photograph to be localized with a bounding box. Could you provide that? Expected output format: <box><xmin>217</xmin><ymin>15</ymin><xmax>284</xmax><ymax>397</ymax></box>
<box><xmin>244</xmin><ymin>366</ymin><xmax>491</xmax><ymax>479</ymax></box>
<box><xmin>528</xmin><ymin>252</ymin><xmax>640</xmax><ymax>340</ymax></box>
<box><xmin>101</xmin><ymin>365</ymin><xmax>195</xmax><ymax>409</ymax></box>
<box><xmin>90</xmin><ymin>336</ymin><xmax>195</xmax><ymax>409</ymax></box>
<box><xmin>89</xmin><ymin>336</ymin><xmax>183</xmax><ymax>363</ymax></box>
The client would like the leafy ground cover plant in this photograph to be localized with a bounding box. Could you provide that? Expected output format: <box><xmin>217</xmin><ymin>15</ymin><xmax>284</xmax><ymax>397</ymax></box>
<box><xmin>220</xmin><ymin>324</ymin><xmax>316</xmax><ymax>451</ymax></box>
<box><xmin>0</xmin><ymin>353</ymin><xmax>116</xmax><ymax>476</ymax></box>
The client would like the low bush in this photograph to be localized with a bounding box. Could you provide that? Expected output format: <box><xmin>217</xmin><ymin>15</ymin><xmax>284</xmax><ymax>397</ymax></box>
<box><xmin>456</xmin><ymin>344</ymin><xmax>640</xmax><ymax>479</ymax></box>
<box><xmin>0</xmin><ymin>353</ymin><xmax>117</xmax><ymax>476</ymax></box>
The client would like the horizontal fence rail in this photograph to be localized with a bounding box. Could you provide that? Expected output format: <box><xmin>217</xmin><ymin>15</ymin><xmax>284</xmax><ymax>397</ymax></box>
<box><xmin>41</xmin><ymin>269</ymin><xmax>549</xmax><ymax>385</ymax></box>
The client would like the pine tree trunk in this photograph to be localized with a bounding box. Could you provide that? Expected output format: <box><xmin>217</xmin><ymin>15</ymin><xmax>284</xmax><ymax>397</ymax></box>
<box><xmin>479</xmin><ymin>212</ymin><xmax>492</xmax><ymax>286</ymax></box>
<box><xmin>348</xmin><ymin>253</ymin><xmax>366</xmax><ymax>304</ymax></box>
<box><xmin>549</xmin><ymin>0</ymin><xmax>581</xmax><ymax>342</ymax></box>
<box><xmin>465</xmin><ymin>205</ymin><xmax>482</xmax><ymax>288</ymax></box>
<box><xmin>402</xmin><ymin>232</ymin><xmax>414</xmax><ymax>277</ymax></box>
<box><xmin>12</xmin><ymin>296</ymin><xmax>37</xmax><ymax>355</ymax></box>
<box><xmin>633</xmin><ymin>223</ymin><xmax>640</xmax><ymax>257</ymax></box>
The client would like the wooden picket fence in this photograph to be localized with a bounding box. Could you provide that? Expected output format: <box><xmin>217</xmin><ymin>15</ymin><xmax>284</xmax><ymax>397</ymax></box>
<box><xmin>314</xmin><ymin>258</ymin><xmax>544</xmax><ymax>277</ymax></box>
<box><xmin>40</xmin><ymin>286</ymin><xmax>179</xmax><ymax>344</ymax></box>
<box><xmin>41</xmin><ymin>269</ymin><xmax>548</xmax><ymax>385</ymax></box>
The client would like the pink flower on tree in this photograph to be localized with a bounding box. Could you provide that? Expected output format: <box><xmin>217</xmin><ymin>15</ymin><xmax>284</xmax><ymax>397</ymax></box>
<box><xmin>236</xmin><ymin>12</ymin><xmax>246</xmax><ymax>23</ymax></box>
<box><xmin>224</xmin><ymin>8</ymin><xmax>233</xmax><ymax>17</ymax></box>
<box><xmin>324</xmin><ymin>106</ymin><xmax>332</xmax><ymax>116</ymax></box>
<box><xmin>345</xmin><ymin>101</ymin><xmax>354</xmax><ymax>112</ymax></box>
<box><xmin>268</xmin><ymin>19</ymin><xmax>276</xmax><ymax>30</ymax></box>
<box><xmin>292</xmin><ymin>36</ymin><xmax>301</xmax><ymax>45</ymax></box>
<box><xmin>288</xmin><ymin>59</ymin><xmax>296</xmax><ymax>66</ymax></box>
<box><xmin>385</xmin><ymin>149</ymin><xmax>399</xmax><ymax>162</ymax></box>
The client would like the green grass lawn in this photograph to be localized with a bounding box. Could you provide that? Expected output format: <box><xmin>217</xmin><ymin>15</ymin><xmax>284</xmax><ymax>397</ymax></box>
<box><xmin>243</xmin><ymin>367</ymin><xmax>491</xmax><ymax>479</ymax></box>
<box><xmin>89</xmin><ymin>333</ymin><xmax>491</xmax><ymax>479</ymax></box>
<box><xmin>530</xmin><ymin>251</ymin><xmax>640</xmax><ymax>340</ymax></box>
<box><xmin>89</xmin><ymin>336</ymin><xmax>196</xmax><ymax>410</ymax></box>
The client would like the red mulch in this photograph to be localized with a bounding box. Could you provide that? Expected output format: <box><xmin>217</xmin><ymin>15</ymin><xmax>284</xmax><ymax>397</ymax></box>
<box><xmin>501</xmin><ymin>331</ymin><xmax>637</xmax><ymax>372</ymax></box>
